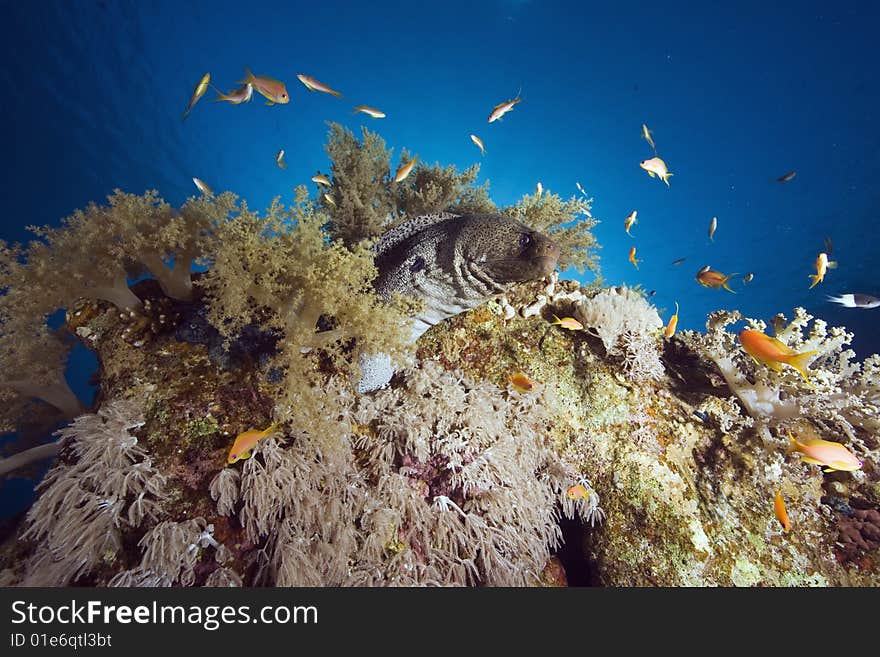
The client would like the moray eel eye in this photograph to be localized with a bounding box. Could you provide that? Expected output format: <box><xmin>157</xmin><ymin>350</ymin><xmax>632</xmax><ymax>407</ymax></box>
<box><xmin>518</xmin><ymin>233</ymin><xmax>531</xmax><ymax>249</ymax></box>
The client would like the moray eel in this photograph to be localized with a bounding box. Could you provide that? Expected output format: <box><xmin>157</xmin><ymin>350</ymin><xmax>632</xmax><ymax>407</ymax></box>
<box><xmin>358</xmin><ymin>212</ymin><xmax>560</xmax><ymax>392</ymax></box>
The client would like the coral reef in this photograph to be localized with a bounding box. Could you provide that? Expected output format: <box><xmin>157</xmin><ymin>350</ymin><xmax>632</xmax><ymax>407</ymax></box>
<box><xmin>1</xmin><ymin>125</ymin><xmax>877</xmax><ymax>587</ymax></box>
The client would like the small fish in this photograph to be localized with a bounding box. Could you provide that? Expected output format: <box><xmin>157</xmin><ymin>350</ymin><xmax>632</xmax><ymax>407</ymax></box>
<box><xmin>394</xmin><ymin>157</ymin><xmax>417</xmax><ymax>183</ymax></box>
<box><xmin>536</xmin><ymin>182</ymin><xmax>543</xmax><ymax>197</ymax></box>
<box><xmin>227</xmin><ymin>423</ymin><xmax>279</xmax><ymax>464</ymax></box>
<box><xmin>192</xmin><ymin>177</ymin><xmax>213</xmax><ymax>197</ymax></box>
<box><xmin>708</xmin><ymin>216</ymin><xmax>717</xmax><ymax>241</ymax></box>
<box><xmin>183</xmin><ymin>72</ymin><xmax>211</xmax><ymax>120</ymax></box>
<box><xmin>576</xmin><ymin>181</ymin><xmax>588</xmax><ymax>197</ymax></box>
<box><xmin>641</xmin><ymin>123</ymin><xmax>656</xmax><ymax>152</ymax></box>
<box><xmin>823</xmin><ymin>235</ymin><xmax>833</xmax><ymax>257</ymax></box>
<box><xmin>693</xmin><ymin>410</ymin><xmax>710</xmax><ymax>423</ymax></box>
<box><xmin>213</xmin><ymin>82</ymin><xmax>254</xmax><ymax>104</ymax></box>
<box><xmin>323</xmin><ymin>193</ymin><xmax>336</xmax><ymax>207</ymax></box>
<box><xmin>488</xmin><ymin>95</ymin><xmax>522</xmax><ymax>123</ymax></box>
<box><xmin>664</xmin><ymin>302</ymin><xmax>679</xmax><ymax>338</ymax></box>
<box><xmin>311</xmin><ymin>173</ymin><xmax>332</xmax><ymax>187</ymax></box>
<box><xmin>647</xmin><ymin>290</ymin><xmax>656</xmax><ymax>297</ymax></box>
<box><xmin>296</xmin><ymin>73</ymin><xmax>342</xmax><ymax>97</ymax></box>
<box><xmin>826</xmin><ymin>293</ymin><xmax>880</xmax><ymax>309</ymax></box>
<box><xmin>628</xmin><ymin>246</ymin><xmax>640</xmax><ymax>269</ymax></box>
<box><xmin>470</xmin><ymin>134</ymin><xmax>485</xmax><ymax>155</ymax></box>
<box><xmin>671</xmin><ymin>257</ymin><xmax>686</xmax><ymax>266</ymax></box>
<box><xmin>275</xmin><ymin>149</ymin><xmax>286</xmax><ymax>170</ymax></box>
<box><xmin>788</xmin><ymin>432</ymin><xmax>862</xmax><ymax>473</ymax></box>
<box><xmin>508</xmin><ymin>372</ymin><xmax>534</xmax><ymax>393</ymax></box>
<box><xmin>743</xmin><ymin>272</ymin><xmax>754</xmax><ymax>284</ymax></box>
<box><xmin>738</xmin><ymin>329</ymin><xmax>818</xmax><ymax>385</ymax></box>
<box><xmin>774</xmin><ymin>490</ymin><xmax>791</xmax><ymax>533</ymax></box>
<box><xmin>550</xmin><ymin>315</ymin><xmax>584</xmax><ymax>331</ymax></box>
<box><xmin>624</xmin><ymin>210</ymin><xmax>637</xmax><ymax>236</ymax></box>
<box><xmin>353</xmin><ymin>105</ymin><xmax>386</xmax><ymax>118</ymax></box>
<box><xmin>696</xmin><ymin>268</ymin><xmax>736</xmax><ymax>293</ymax></box>
<box><xmin>776</xmin><ymin>171</ymin><xmax>797</xmax><ymax>183</ymax></box>
<box><xmin>240</xmin><ymin>67</ymin><xmax>289</xmax><ymax>105</ymax></box>
<box><xmin>639</xmin><ymin>157</ymin><xmax>672</xmax><ymax>187</ymax></box>
<box><xmin>567</xmin><ymin>484</ymin><xmax>592</xmax><ymax>500</ymax></box>
<box><xmin>809</xmin><ymin>252</ymin><xmax>837</xmax><ymax>289</ymax></box>
<box><xmin>771</xmin><ymin>314</ymin><xmax>787</xmax><ymax>335</ymax></box>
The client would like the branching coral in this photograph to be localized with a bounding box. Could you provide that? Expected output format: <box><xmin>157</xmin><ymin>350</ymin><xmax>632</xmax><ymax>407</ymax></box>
<box><xmin>11</xmin><ymin>399</ymin><xmax>165</xmax><ymax>585</ymax></box>
<box><xmin>573</xmin><ymin>285</ymin><xmax>664</xmax><ymax>382</ymax></box>
<box><xmin>232</xmin><ymin>361</ymin><xmax>600</xmax><ymax>586</ymax></box>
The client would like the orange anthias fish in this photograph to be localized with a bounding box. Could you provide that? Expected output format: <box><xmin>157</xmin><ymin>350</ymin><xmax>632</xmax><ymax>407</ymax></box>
<box><xmin>808</xmin><ymin>252</ymin><xmax>837</xmax><ymax>289</ymax></box>
<box><xmin>639</xmin><ymin>157</ymin><xmax>672</xmax><ymax>187</ymax></box>
<box><xmin>738</xmin><ymin>329</ymin><xmax>818</xmax><ymax>385</ymax></box>
<box><xmin>214</xmin><ymin>83</ymin><xmax>253</xmax><ymax>104</ymax></box>
<box><xmin>788</xmin><ymin>432</ymin><xmax>862</xmax><ymax>472</ymax></box>
<box><xmin>567</xmin><ymin>484</ymin><xmax>591</xmax><ymax>500</ymax></box>
<box><xmin>508</xmin><ymin>372</ymin><xmax>534</xmax><ymax>393</ymax></box>
<box><xmin>664</xmin><ymin>302</ymin><xmax>679</xmax><ymax>338</ymax></box>
<box><xmin>550</xmin><ymin>315</ymin><xmax>584</xmax><ymax>331</ymax></box>
<box><xmin>227</xmin><ymin>423</ymin><xmax>279</xmax><ymax>464</ymax></box>
<box><xmin>774</xmin><ymin>490</ymin><xmax>791</xmax><ymax>532</ymax></box>
<box><xmin>311</xmin><ymin>173</ymin><xmax>332</xmax><ymax>187</ymax></box>
<box><xmin>696</xmin><ymin>268</ymin><xmax>736</xmax><ymax>293</ymax></box>
<box><xmin>192</xmin><ymin>177</ymin><xmax>214</xmax><ymax>197</ymax></box>
<box><xmin>394</xmin><ymin>157</ymin><xmax>417</xmax><ymax>183</ymax></box>
<box><xmin>296</xmin><ymin>74</ymin><xmax>342</xmax><ymax>98</ymax></box>
<box><xmin>183</xmin><ymin>72</ymin><xmax>211</xmax><ymax>120</ymax></box>
<box><xmin>240</xmin><ymin>67</ymin><xmax>289</xmax><ymax>105</ymax></box>
<box><xmin>641</xmin><ymin>123</ymin><xmax>656</xmax><ymax>152</ymax></box>
<box><xmin>629</xmin><ymin>246</ymin><xmax>640</xmax><ymax>269</ymax></box>
<box><xmin>488</xmin><ymin>95</ymin><xmax>522</xmax><ymax>123</ymax></box>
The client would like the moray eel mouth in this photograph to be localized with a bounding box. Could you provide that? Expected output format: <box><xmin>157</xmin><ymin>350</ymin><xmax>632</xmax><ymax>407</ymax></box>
<box><xmin>483</xmin><ymin>235</ymin><xmax>560</xmax><ymax>282</ymax></box>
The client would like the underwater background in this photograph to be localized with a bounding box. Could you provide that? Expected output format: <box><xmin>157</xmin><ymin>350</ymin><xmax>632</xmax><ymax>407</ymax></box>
<box><xmin>1</xmin><ymin>0</ymin><xmax>878</xmax><ymax>522</ymax></box>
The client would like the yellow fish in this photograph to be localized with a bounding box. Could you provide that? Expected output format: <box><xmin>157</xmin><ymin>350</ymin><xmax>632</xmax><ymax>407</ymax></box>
<box><xmin>550</xmin><ymin>315</ymin><xmax>584</xmax><ymax>331</ymax></box>
<box><xmin>470</xmin><ymin>134</ymin><xmax>485</xmax><ymax>155</ymax></box>
<box><xmin>323</xmin><ymin>193</ymin><xmax>336</xmax><ymax>207</ymax></box>
<box><xmin>624</xmin><ymin>210</ymin><xmax>637</xmax><ymax>236</ymax></box>
<box><xmin>183</xmin><ymin>72</ymin><xmax>211</xmax><ymax>120</ymax></box>
<box><xmin>641</xmin><ymin>123</ymin><xmax>656</xmax><ymax>152</ymax></box>
<box><xmin>808</xmin><ymin>252</ymin><xmax>837</xmax><ymax>289</ymax></box>
<box><xmin>629</xmin><ymin>246</ymin><xmax>640</xmax><ymax>270</ymax></box>
<box><xmin>567</xmin><ymin>484</ymin><xmax>592</xmax><ymax>500</ymax></box>
<box><xmin>311</xmin><ymin>173</ymin><xmax>332</xmax><ymax>187</ymax></box>
<box><xmin>296</xmin><ymin>74</ymin><xmax>342</xmax><ymax>97</ymax></box>
<box><xmin>227</xmin><ymin>423</ymin><xmax>279</xmax><ymax>464</ymax></box>
<box><xmin>788</xmin><ymin>432</ymin><xmax>862</xmax><ymax>473</ymax></box>
<box><xmin>394</xmin><ymin>157</ymin><xmax>417</xmax><ymax>183</ymax></box>
<box><xmin>192</xmin><ymin>177</ymin><xmax>213</xmax><ymax>197</ymax></box>
<box><xmin>664</xmin><ymin>302</ymin><xmax>679</xmax><ymax>338</ymax></box>
<box><xmin>696</xmin><ymin>268</ymin><xmax>736</xmax><ymax>293</ymax></box>
<box><xmin>488</xmin><ymin>95</ymin><xmax>522</xmax><ymax>123</ymax></box>
<box><xmin>508</xmin><ymin>372</ymin><xmax>534</xmax><ymax>393</ymax></box>
<box><xmin>639</xmin><ymin>157</ymin><xmax>672</xmax><ymax>187</ymax></box>
<box><xmin>353</xmin><ymin>105</ymin><xmax>386</xmax><ymax>118</ymax></box>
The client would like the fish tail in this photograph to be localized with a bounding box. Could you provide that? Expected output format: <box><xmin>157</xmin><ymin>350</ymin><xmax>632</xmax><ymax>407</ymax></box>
<box><xmin>662</xmin><ymin>174</ymin><xmax>671</xmax><ymax>187</ymax></box>
<box><xmin>722</xmin><ymin>274</ymin><xmax>737</xmax><ymax>294</ymax></box>
<box><xmin>808</xmin><ymin>274</ymin><xmax>821</xmax><ymax>289</ymax></box>
<box><xmin>781</xmin><ymin>350</ymin><xmax>819</xmax><ymax>387</ymax></box>
<box><xmin>239</xmin><ymin>66</ymin><xmax>255</xmax><ymax>85</ymax></box>
<box><xmin>330</xmin><ymin>89</ymin><xmax>343</xmax><ymax>98</ymax></box>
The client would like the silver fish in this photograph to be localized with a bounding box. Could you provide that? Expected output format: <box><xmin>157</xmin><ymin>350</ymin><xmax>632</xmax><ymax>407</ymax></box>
<box><xmin>827</xmin><ymin>293</ymin><xmax>880</xmax><ymax>309</ymax></box>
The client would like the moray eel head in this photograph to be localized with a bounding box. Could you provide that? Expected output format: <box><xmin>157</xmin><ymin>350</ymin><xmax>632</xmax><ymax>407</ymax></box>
<box><xmin>460</xmin><ymin>215</ymin><xmax>560</xmax><ymax>283</ymax></box>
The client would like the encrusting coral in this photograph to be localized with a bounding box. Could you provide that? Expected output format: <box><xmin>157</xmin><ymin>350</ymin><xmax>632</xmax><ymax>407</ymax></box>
<box><xmin>1</xmin><ymin>123</ymin><xmax>878</xmax><ymax>587</ymax></box>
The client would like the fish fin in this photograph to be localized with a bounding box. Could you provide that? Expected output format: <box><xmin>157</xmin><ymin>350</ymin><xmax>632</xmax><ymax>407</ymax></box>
<box><xmin>827</xmin><ymin>261</ymin><xmax>838</xmax><ymax>269</ymax></box>
<box><xmin>330</xmin><ymin>90</ymin><xmax>343</xmax><ymax>98</ymax></box>
<box><xmin>266</xmin><ymin>100</ymin><xmax>275</xmax><ymax>106</ymax></box>
<box><xmin>239</xmin><ymin>449</ymin><xmax>252</xmax><ymax>460</ymax></box>
<box><xmin>781</xmin><ymin>349</ymin><xmax>819</xmax><ymax>387</ymax></box>
<box><xmin>799</xmin><ymin>456</ymin><xmax>825</xmax><ymax>466</ymax></box>
<box><xmin>647</xmin><ymin>170</ymin><xmax>655</xmax><ymax>177</ymax></box>
<box><xmin>239</xmin><ymin>67</ymin><xmax>255</xmax><ymax>85</ymax></box>
<box><xmin>808</xmin><ymin>274</ymin><xmax>821</xmax><ymax>289</ymax></box>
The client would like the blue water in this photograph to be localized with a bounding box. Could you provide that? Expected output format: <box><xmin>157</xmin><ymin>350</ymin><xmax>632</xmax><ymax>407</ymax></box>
<box><xmin>2</xmin><ymin>1</ymin><xmax>878</xmax><ymax>515</ymax></box>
